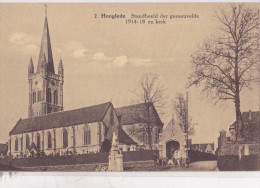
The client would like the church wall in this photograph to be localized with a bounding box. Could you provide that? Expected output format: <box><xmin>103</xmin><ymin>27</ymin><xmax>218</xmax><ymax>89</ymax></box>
<box><xmin>9</xmin><ymin>121</ymin><xmax>106</xmax><ymax>157</ymax></box>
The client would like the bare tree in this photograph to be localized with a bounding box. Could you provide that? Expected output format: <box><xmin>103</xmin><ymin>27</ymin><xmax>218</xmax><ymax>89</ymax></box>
<box><xmin>172</xmin><ymin>93</ymin><xmax>195</xmax><ymax>149</ymax></box>
<box><xmin>131</xmin><ymin>72</ymin><xmax>166</xmax><ymax>149</ymax></box>
<box><xmin>188</xmin><ymin>4</ymin><xmax>260</xmax><ymax>140</ymax></box>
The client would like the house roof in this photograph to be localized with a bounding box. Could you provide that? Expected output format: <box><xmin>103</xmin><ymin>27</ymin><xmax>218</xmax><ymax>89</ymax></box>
<box><xmin>0</xmin><ymin>143</ymin><xmax>8</xmax><ymax>154</ymax></box>
<box><xmin>10</xmin><ymin>102</ymin><xmax>111</xmax><ymax>135</ymax></box>
<box><xmin>229</xmin><ymin>111</ymin><xmax>260</xmax><ymax>130</ymax></box>
<box><xmin>115</xmin><ymin>102</ymin><xmax>163</xmax><ymax>127</ymax></box>
<box><xmin>241</xmin><ymin>111</ymin><xmax>260</xmax><ymax>123</ymax></box>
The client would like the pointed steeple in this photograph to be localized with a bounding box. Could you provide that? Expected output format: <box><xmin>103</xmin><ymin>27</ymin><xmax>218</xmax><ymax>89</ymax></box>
<box><xmin>58</xmin><ymin>58</ymin><xmax>64</xmax><ymax>76</ymax></box>
<box><xmin>37</xmin><ymin>16</ymin><xmax>55</xmax><ymax>73</ymax></box>
<box><xmin>28</xmin><ymin>56</ymin><xmax>34</xmax><ymax>76</ymax></box>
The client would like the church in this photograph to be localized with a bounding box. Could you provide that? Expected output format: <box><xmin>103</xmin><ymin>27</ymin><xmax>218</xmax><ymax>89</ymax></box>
<box><xmin>8</xmin><ymin>15</ymin><xmax>163</xmax><ymax>157</ymax></box>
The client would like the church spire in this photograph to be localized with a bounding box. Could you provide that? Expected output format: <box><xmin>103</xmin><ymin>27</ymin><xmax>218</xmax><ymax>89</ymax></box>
<box><xmin>58</xmin><ymin>58</ymin><xmax>64</xmax><ymax>76</ymax></box>
<box><xmin>37</xmin><ymin>16</ymin><xmax>55</xmax><ymax>73</ymax></box>
<box><xmin>28</xmin><ymin>56</ymin><xmax>34</xmax><ymax>76</ymax></box>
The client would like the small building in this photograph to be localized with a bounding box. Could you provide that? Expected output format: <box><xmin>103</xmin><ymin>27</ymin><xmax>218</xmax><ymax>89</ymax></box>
<box><xmin>159</xmin><ymin>118</ymin><xmax>186</xmax><ymax>159</ymax></box>
<box><xmin>218</xmin><ymin>110</ymin><xmax>260</xmax><ymax>158</ymax></box>
<box><xmin>229</xmin><ymin>110</ymin><xmax>260</xmax><ymax>143</ymax></box>
<box><xmin>116</xmin><ymin>102</ymin><xmax>163</xmax><ymax>150</ymax></box>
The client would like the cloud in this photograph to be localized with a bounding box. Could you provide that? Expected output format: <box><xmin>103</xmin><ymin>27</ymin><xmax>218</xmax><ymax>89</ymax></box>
<box><xmin>92</xmin><ymin>52</ymin><xmax>113</xmax><ymax>61</ymax></box>
<box><xmin>58</xmin><ymin>40</ymin><xmax>90</xmax><ymax>58</ymax></box>
<box><xmin>9</xmin><ymin>33</ymin><xmax>26</xmax><ymax>44</ymax></box>
<box><xmin>9</xmin><ymin>32</ymin><xmax>38</xmax><ymax>53</ymax></box>
<box><xmin>73</xmin><ymin>49</ymin><xmax>88</xmax><ymax>58</ymax></box>
<box><xmin>25</xmin><ymin>44</ymin><xmax>38</xmax><ymax>51</ymax></box>
<box><xmin>90</xmin><ymin>52</ymin><xmax>157</xmax><ymax>68</ymax></box>
<box><xmin>130</xmin><ymin>58</ymin><xmax>154</xmax><ymax>66</ymax></box>
<box><xmin>112</xmin><ymin>56</ymin><xmax>128</xmax><ymax>67</ymax></box>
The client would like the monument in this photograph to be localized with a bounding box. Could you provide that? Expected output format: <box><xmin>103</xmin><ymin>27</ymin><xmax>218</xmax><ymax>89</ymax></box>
<box><xmin>108</xmin><ymin>132</ymin><xmax>123</xmax><ymax>171</ymax></box>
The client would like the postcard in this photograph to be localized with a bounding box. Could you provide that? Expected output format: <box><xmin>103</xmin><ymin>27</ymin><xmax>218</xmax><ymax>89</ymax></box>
<box><xmin>0</xmin><ymin>2</ymin><xmax>259</xmax><ymax>173</ymax></box>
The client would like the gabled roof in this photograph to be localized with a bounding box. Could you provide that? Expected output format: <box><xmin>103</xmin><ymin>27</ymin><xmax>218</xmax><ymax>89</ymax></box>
<box><xmin>106</xmin><ymin>125</ymin><xmax>136</xmax><ymax>145</ymax></box>
<box><xmin>115</xmin><ymin>102</ymin><xmax>163</xmax><ymax>126</ymax></box>
<box><xmin>229</xmin><ymin>111</ymin><xmax>260</xmax><ymax>130</ymax></box>
<box><xmin>10</xmin><ymin>102</ymin><xmax>111</xmax><ymax>135</ymax></box>
<box><xmin>159</xmin><ymin>118</ymin><xmax>185</xmax><ymax>144</ymax></box>
<box><xmin>37</xmin><ymin>16</ymin><xmax>55</xmax><ymax>73</ymax></box>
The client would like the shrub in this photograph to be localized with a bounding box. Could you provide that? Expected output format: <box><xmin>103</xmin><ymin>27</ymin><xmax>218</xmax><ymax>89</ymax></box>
<box><xmin>188</xmin><ymin>150</ymin><xmax>217</xmax><ymax>162</ymax></box>
<box><xmin>240</xmin><ymin>155</ymin><xmax>260</xmax><ymax>171</ymax></box>
<box><xmin>100</xmin><ymin>139</ymin><xmax>111</xmax><ymax>153</ymax></box>
<box><xmin>217</xmin><ymin>155</ymin><xmax>239</xmax><ymax>171</ymax></box>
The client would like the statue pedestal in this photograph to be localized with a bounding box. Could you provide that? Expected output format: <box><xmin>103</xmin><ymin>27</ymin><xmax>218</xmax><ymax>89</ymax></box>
<box><xmin>108</xmin><ymin>149</ymin><xmax>123</xmax><ymax>171</ymax></box>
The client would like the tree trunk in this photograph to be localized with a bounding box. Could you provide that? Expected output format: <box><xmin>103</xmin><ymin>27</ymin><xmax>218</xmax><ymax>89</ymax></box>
<box><xmin>234</xmin><ymin>47</ymin><xmax>242</xmax><ymax>142</ymax></box>
<box><xmin>235</xmin><ymin>91</ymin><xmax>242</xmax><ymax>141</ymax></box>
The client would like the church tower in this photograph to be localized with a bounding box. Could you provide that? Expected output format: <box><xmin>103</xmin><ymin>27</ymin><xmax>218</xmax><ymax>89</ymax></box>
<box><xmin>28</xmin><ymin>15</ymin><xmax>64</xmax><ymax>118</ymax></box>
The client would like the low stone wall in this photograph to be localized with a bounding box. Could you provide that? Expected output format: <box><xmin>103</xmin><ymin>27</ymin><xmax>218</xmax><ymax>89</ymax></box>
<box><xmin>218</xmin><ymin>143</ymin><xmax>239</xmax><ymax>156</ymax></box>
<box><xmin>218</xmin><ymin>143</ymin><xmax>260</xmax><ymax>156</ymax></box>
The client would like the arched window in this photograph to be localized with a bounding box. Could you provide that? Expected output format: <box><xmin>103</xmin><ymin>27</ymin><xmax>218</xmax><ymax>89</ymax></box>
<box><xmin>47</xmin><ymin>132</ymin><xmax>52</xmax><ymax>149</ymax></box>
<box><xmin>36</xmin><ymin>133</ymin><xmax>40</xmax><ymax>148</ymax></box>
<box><xmin>47</xmin><ymin>88</ymin><xmax>52</xmax><ymax>103</ymax></box>
<box><xmin>37</xmin><ymin>91</ymin><xmax>42</xmax><ymax>102</ymax></box>
<box><xmin>83</xmin><ymin>125</ymin><xmax>91</xmax><ymax>145</ymax></box>
<box><xmin>63</xmin><ymin>129</ymin><xmax>68</xmax><ymax>148</ymax></box>
<box><xmin>15</xmin><ymin>137</ymin><xmax>18</xmax><ymax>151</ymax></box>
<box><xmin>32</xmin><ymin>92</ymin><xmax>36</xmax><ymax>104</ymax></box>
<box><xmin>53</xmin><ymin>90</ymin><xmax>58</xmax><ymax>105</ymax></box>
<box><xmin>25</xmin><ymin>134</ymin><xmax>30</xmax><ymax>150</ymax></box>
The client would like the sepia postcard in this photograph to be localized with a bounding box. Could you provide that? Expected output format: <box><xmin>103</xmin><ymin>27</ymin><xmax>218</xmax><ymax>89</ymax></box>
<box><xmin>0</xmin><ymin>2</ymin><xmax>259</xmax><ymax>174</ymax></box>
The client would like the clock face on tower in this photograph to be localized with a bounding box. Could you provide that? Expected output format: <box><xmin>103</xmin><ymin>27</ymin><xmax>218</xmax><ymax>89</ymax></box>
<box><xmin>35</xmin><ymin>80</ymin><xmax>42</xmax><ymax>88</ymax></box>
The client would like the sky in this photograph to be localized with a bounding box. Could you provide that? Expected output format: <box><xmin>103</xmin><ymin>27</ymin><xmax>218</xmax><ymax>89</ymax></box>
<box><xmin>0</xmin><ymin>3</ymin><xmax>259</xmax><ymax>146</ymax></box>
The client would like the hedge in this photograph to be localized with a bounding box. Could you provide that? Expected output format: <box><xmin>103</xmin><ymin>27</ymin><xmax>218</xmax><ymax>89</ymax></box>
<box><xmin>2</xmin><ymin>150</ymin><xmax>158</xmax><ymax>168</ymax></box>
<box><xmin>239</xmin><ymin>155</ymin><xmax>260</xmax><ymax>171</ymax></box>
<box><xmin>123</xmin><ymin>150</ymin><xmax>158</xmax><ymax>162</ymax></box>
<box><xmin>188</xmin><ymin>150</ymin><xmax>217</xmax><ymax>163</ymax></box>
<box><xmin>11</xmin><ymin>152</ymin><xmax>109</xmax><ymax>167</ymax></box>
<box><xmin>217</xmin><ymin>155</ymin><xmax>239</xmax><ymax>171</ymax></box>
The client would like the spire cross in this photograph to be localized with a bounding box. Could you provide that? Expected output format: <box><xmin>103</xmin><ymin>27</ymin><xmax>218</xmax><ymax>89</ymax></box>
<box><xmin>44</xmin><ymin>4</ymin><xmax>48</xmax><ymax>16</ymax></box>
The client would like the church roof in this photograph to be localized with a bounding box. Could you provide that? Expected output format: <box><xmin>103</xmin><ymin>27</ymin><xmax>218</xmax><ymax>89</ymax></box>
<box><xmin>10</xmin><ymin>102</ymin><xmax>111</xmax><ymax>135</ymax></box>
<box><xmin>37</xmin><ymin>16</ymin><xmax>55</xmax><ymax>73</ymax></box>
<box><xmin>106</xmin><ymin>125</ymin><xmax>137</xmax><ymax>145</ymax></box>
<box><xmin>115</xmin><ymin>102</ymin><xmax>163</xmax><ymax>126</ymax></box>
